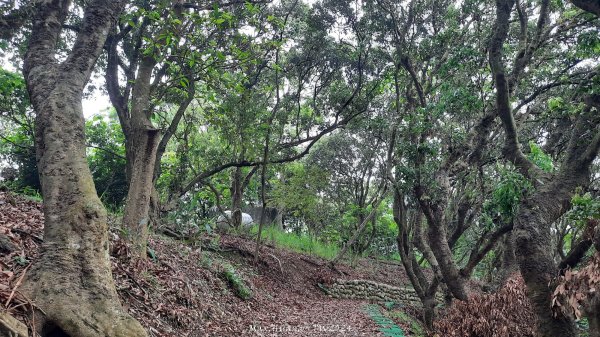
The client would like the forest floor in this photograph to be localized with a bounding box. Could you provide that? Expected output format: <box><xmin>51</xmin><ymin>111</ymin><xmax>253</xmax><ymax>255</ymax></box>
<box><xmin>0</xmin><ymin>191</ymin><xmax>423</xmax><ymax>337</ymax></box>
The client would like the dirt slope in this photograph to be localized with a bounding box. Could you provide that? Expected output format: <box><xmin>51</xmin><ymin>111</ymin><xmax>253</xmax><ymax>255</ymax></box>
<box><xmin>0</xmin><ymin>191</ymin><xmax>412</xmax><ymax>336</ymax></box>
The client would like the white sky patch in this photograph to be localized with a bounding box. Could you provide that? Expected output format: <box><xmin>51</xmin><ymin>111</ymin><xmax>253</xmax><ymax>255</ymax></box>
<box><xmin>83</xmin><ymin>82</ymin><xmax>111</xmax><ymax>119</ymax></box>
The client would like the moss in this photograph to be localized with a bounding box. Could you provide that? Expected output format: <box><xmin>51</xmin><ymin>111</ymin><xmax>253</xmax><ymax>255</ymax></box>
<box><xmin>222</xmin><ymin>264</ymin><xmax>252</xmax><ymax>300</ymax></box>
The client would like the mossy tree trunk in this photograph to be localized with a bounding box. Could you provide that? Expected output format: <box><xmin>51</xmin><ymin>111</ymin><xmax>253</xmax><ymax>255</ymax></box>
<box><xmin>22</xmin><ymin>0</ymin><xmax>147</xmax><ymax>336</ymax></box>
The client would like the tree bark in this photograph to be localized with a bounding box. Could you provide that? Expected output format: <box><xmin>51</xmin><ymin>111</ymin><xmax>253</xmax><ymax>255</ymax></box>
<box><xmin>22</xmin><ymin>0</ymin><xmax>146</xmax><ymax>336</ymax></box>
<box><xmin>495</xmin><ymin>231</ymin><xmax>519</xmax><ymax>286</ymax></box>
<box><xmin>415</xmin><ymin>180</ymin><xmax>469</xmax><ymax>301</ymax></box>
<box><xmin>119</xmin><ymin>47</ymin><xmax>162</xmax><ymax>258</ymax></box>
<box><xmin>588</xmin><ymin>301</ymin><xmax>600</xmax><ymax>337</ymax></box>
<box><xmin>513</xmin><ymin>194</ymin><xmax>577</xmax><ymax>337</ymax></box>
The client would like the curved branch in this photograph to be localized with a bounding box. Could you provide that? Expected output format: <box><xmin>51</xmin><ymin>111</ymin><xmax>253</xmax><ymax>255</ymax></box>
<box><xmin>460</xmin><ymin>222</ymin><xmax>514</xmax><ymax>278</ymax></box>
<box><xmin>571</xmin><ymin>0</ymin><xmax>600</xmax><ymax>16</ymax></box>
<box><xmin>489</xmin><ymin>0</ymin><xmax>546</xmax><ymax>181</ymax></box>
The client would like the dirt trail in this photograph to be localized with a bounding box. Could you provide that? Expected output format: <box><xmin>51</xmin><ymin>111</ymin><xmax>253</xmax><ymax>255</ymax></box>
<box><xmin>245</xmin><ymin>297</ymin><xmax>384</xmax><ymax>336</ymax></box>
<box><xmin>215</xmin><ymin>236</ymin><xmax>386</xmax><ymax>336</ymax></box>
<box><xmin>0</xmin><ymin>192</ymin><xmax>409</xmax><ymax>337</ymax></box>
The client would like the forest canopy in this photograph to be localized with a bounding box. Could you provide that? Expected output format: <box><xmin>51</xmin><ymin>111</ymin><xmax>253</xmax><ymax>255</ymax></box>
<box><xmin>0</xmin><ymin>0</ymin><xmax>599</xmax><ymax>336</ymax></box>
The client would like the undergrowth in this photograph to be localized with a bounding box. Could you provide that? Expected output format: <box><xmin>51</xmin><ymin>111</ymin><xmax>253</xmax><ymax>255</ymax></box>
<box><xmin>251</xmin><ymin>226</ymin><xmax>339</xmax><ymax>260</ymax></box>
<box><xmin>434</xmin><ymin>275</ymin><xmax>535</xmax><ymax>337</ymax></box>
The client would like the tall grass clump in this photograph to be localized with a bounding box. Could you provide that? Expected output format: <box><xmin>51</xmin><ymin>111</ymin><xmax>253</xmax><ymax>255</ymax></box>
<box><xmin>252</xmin><ymin>226</ymin><xmax>339</xmax><ymax>260</ymax></box>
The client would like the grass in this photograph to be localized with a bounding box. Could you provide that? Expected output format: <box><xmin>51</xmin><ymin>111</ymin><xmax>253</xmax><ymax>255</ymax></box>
<box><xmin>10</xmin><ymin>185</ymin><xmax>43</xmax><ymax>202</ymax></box>
<box><xmin>251</xmin><ymin>226</ymin><xmax>340</xmax><ymax>260</ymax></box>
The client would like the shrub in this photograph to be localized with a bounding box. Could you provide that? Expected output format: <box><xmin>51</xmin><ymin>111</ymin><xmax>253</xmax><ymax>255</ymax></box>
<box><xmin>433</xmin><ymin>275</ymin><xmax>535</xmax><ymax>337</ymax></box>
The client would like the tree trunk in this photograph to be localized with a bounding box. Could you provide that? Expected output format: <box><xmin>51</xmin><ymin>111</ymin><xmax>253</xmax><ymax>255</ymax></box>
<box><xmin>274</xmin><ymin>208</ymin><xmax>284</xmax><ymax>230</ymax></box>
<box><xmin>121</xmin><ymin>126</ymin><xmax>160</xmax><ymax>257</ymax></box>
<box><xmin>426</xmin><ymin>218</ymin><xmax>468</xmax><ymax>301</ymax></box>
<box><xmin>514</xmin><ymin>197</ymin><xmax>577</xmax><ymax>337</ymax></box>
<box><xmin>414</xmin><ymin>172</ymin><xmax>469</xmax><ymax>301</ymax></box>
<box><xmin>422</xmin><ymin>296</ymin><xmax>436</xmax><ymax>330</ymax></box>
<box><xmin>120</xmin><ymin>52</ymin><xmax>161</xmax><ymax>258</ymax></box>
<box><xmin>588</xmin><ymin>301</ymin><xmax>600</xmax><ymax>337</ymax></box>
<box><xmin>231</xmin><ymin>166</ymin><xmax>243</xmax><ymax>228</ymax></box>
<box><xmin>148</xmin><ymin>185</ymin><xmax>161</xmax><ymax>228</ymax></box>
<box><xmin>488</xmin><ymin>1</ymin><xmax>597</xmax><ymax>335</ymax></box>
<box><xmin>494</xmin><ymin>231</ymin><xmax>518</xmax><ymax>287</ymax></box>
<box><xmin>22</xmin><ymin>1</ymin><xmax>146</xmax><ymax>335</ymax></box>
<box><xmin>393</xmin><ymin>189</ymin><xmax>439</xmax><ymax>330</ymax></box>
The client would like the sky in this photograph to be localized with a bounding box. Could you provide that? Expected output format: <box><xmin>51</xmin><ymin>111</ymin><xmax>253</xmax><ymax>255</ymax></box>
<box><xmin>82</xmin><ymin>80</ymin><xmax>112</xmax><ymax>119</ymax></box>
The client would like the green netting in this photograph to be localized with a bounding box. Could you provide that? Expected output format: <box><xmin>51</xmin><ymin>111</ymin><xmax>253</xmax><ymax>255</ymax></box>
<box><xmin>364</xmin><ymin>304</ymin><xmax>405</xmax><ymax>337</ymax></box>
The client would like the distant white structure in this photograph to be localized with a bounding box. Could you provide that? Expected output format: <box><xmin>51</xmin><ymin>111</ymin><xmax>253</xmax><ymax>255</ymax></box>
<box><xmin>216</xmin><ymin>210</ymin><xmax>254</xmax><ymax>231</ymax></box>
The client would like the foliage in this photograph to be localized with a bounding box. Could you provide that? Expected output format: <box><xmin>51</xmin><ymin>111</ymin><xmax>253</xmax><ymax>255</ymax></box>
<box><xmin>434</xmin><ymin>275</ymin><xmax>536</xmax><ymax>337</ymax></box>
<box><xmin>3</xmin><ymin>0</ymin><xmax>600</xmax><ymax>333</ymax></box>
<box><xmin>85</xmin><ymin>112</ymin><xmax>128</xmax><ymax>208</ymax></box>
<box><xmin>566</xmin><ymin>191</ymin><xmax>600</xmax><ymax>228</ymax></box>
<box><xmin>167</xmin><ymin>192</ymin><xmax>213</xmax><ymax>236</ymax></box>
<box><xmin>527</xmin><ymin>142</ymin><xmax>554</xmax><ymax>172</ymax></box>
<box><xmin>482</xmin><ymin>167</ymin><xmax>532</xmax><ymax>223</ymax></box>
<box><xmin>0</xmin><ymin>68</ymin><xmax>38</xmax><ymax>191</ymax></box>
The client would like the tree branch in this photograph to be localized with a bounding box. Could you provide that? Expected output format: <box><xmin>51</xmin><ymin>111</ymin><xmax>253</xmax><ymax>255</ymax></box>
<box><xmin>60</xmin><ymin>1</ymin><xmax>126</xmax><ymax>90</ymax></box>
<box><xmin>489</xmin><ymin>0</ymin><xmax>547</xmax><ymax>182</ymax></box>
<box><xmin>571</xmin><ymin>0</ymin><xmax>600</xmax><ymax>17</ymax></box>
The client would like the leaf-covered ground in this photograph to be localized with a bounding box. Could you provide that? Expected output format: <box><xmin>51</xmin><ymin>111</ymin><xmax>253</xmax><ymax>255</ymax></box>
<box><xmin>0</xmin><ymin>191</ymin><xmax>418</xmax><ymax>336</ymax></box>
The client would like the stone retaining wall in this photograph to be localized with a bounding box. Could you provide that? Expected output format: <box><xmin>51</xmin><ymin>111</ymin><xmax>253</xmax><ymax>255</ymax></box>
<box><xmin>322</xmin><ymin>279</ymin><xmax>443</xmax><ymax>306</ymax></box>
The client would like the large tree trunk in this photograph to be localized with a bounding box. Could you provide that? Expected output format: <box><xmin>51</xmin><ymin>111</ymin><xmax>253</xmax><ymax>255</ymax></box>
<box><xmin>121</xmin><ymin>126</ymin><xmax>160</xmax><ymax>257</ymax></box>
<box><xmin>120</xmin><ymin>54</ymin><xmax>161</xmax><ymax>258</ymax></box>
<box><xmin>22</xmin><ymin>0</ymin><xmax>146</xmax><ymax>336</ymax></box>
<box><xmin>496</xmin><ymin>231</ymin><xmax>518</xmax><ymax>285</ymax></box>
<box><xmin>393</xmin><ymin>189</ymin><xmax>440</xmax><ymax>330</ymax></box>
<box><xmin>426</xmin><ymin>217</ymin><xmax>468</xmax><ymax>301</ymax></box>
<box><xmin>415</xmin><ymin>178</ymin><xmax>469</xmax><ymax>301</ymax></box>
<box><xmin>513</xmin><ymin>191</ymin><xmax>577</xmax><ymax>337</ymax></box>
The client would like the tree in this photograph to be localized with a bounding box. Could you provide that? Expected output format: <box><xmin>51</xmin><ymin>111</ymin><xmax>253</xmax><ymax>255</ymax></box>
<box><xmin>490</xmin><ymin>0</ymin><xmax>600</xmax><ymax>335</ymax></box>
<box><xmin>106</xmin><ymin>0</ymin><xmax>278</xmax><ymax>253</ymax></box>
<box><xmin>306</xmin><ymin>125</ymin><xmax>391</xmax><ymax>256</ymax></box>
<box><xmin>165</xmin><ymin>0</ymin><xmax>383</xmax><ymax>228</ymax></box>
<box><xmin>20</xmin><ymin>0</ymin><xmax>146</xmax><ymax>335</ymax></box>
